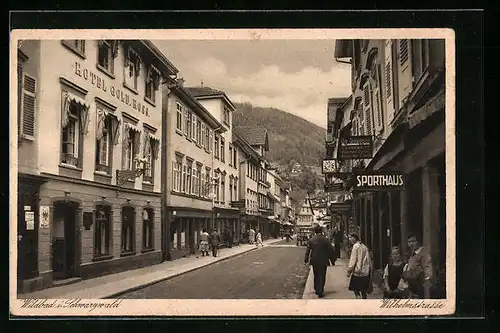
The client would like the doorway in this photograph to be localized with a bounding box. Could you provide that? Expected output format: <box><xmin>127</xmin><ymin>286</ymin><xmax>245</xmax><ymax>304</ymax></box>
<box><xmin>52</xmin><ymin>201</ymin><xmax>78</xmax><ymax>280</ymax></box>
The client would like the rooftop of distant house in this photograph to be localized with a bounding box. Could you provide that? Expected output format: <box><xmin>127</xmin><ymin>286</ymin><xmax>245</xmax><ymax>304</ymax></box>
<box><xmin>184</xmin><ymin>86</ymin><xmax>235</xmax><ymax>109</ymax></box>
<box><xmin>233</xmin><ymin>126</ymin><xmax>269</xmax><ymax>149</ymax></box>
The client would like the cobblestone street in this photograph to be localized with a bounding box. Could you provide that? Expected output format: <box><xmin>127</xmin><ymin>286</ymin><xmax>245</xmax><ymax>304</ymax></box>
<box><xmin>117</xmin><ymin>245</ymin><xmax>309</xmax><ymax>299</ymax></box>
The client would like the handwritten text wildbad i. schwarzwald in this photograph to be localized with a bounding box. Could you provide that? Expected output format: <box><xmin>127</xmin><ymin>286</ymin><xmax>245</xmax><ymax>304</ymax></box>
<box><xmin>20</xmin><ymin>299</ymin><xmax>123</xmax><ymax>312</ymax></box>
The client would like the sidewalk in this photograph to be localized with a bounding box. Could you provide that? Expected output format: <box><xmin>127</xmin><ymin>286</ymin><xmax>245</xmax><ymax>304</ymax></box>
<box><xmin>302</xmin><ymin>256</ymin><xmax>383</xmax><ymax>299</ymax></box>
<box><xmin>19</xmin><ymin>238</ymin><xmax>284</xmax><ymax>300</ymax></box>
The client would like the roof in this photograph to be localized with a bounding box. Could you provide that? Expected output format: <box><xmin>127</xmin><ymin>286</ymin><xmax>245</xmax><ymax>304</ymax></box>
<box><xmin>184</xmin><ymin>86</ymin><xmax>236</xmax><ymax>110</ymax></box>
<box><xmin>233</xmin><ymin>126</ymin><xmax>269</xmax><ymax>149</ymax></box>
<box><xmin>138</xmin><ymin>40</ymin><xmax>179</xmax><ymax>76</ymax></box>
<box><xmin>232</xmin><ymin>132</ymin><xmax>261</xmax><ymax>162</ymax></box>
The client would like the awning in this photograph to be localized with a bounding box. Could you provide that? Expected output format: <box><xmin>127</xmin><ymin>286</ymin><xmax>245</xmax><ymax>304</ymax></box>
<box><xmin>267</xmin><ymin>191</ymin><xmax>280</xmax><ymax>202</ymax></box>
<box><xmin>61</xmin><ymin>91</ymin><xmax>90</xmax><ymax>130</ymax></box>
<box><xmin>408</xmin><ymin>90</ymin><xmax>445</xmax><ymax>129</ymax></box>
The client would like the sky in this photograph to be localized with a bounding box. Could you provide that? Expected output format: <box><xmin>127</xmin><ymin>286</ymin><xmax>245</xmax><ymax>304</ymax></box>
<box><xmin>154</xmin><ymin>40</ymin><xmax>351</xmax><ymax>129</ymax></box>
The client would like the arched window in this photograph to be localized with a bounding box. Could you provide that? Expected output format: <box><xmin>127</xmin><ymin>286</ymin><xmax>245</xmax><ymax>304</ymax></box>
<box><xmin>142</xmin><ymin>207</ymin><xmax>154</xmax><ymax>250</ymax></box>
<box><xmin>121</xmin><ymin>206</ymin><xmax>136</xmax><ymax>254</ymax></box>
<box><xmin>94</xmin><ymin>204</ymin><xmax>111</xmax><ymax>258</ymax></box>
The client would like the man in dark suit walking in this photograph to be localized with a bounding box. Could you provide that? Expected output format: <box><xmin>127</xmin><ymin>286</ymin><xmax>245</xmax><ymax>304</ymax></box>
<box><xmin>304</xmin><ymin>225</ymin><xmax>337</xmax><ymax>298</ymax></box>
<box><xmin>210</xmin><ymin>229</ymin><xmax>221</xmax><ymax>257</ymax></box>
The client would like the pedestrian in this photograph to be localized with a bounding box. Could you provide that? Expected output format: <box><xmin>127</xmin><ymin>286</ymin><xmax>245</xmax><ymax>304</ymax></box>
<box><xmin>346</xmin><ymin>233</ymin><xmax>372</xmax><ymax>299</ymax></box>
<box><xmin>248</xmin><ymin>227</ymin><xmax>256</xmax><ymax>245</ymax></box>
<box><xmin>199</xmin><ymin>228</ymin><xmax>210</xmax><ymax>257</ymax></box>
<box><xmin>225</xmin><ymin>227</ymin><xmax>233</xmax><ymax>248</ymax></box>
<box><xmin>304</xmin><ymin>225</ymin><xmax>337</xmax><ymax>298</ymax></box>
<box><xmin>255</xmin><ymin>230</ymin><xmax>263</xmax><ymax>247</ymax></box>
<box><xmin>210</xmin><ymin>228</ymin><xmax>221</xmax><ymax>257</ymax></box>
<box><xmin>382</xmin><ymin>245</ymin><xmax>408</xmax><ymax>298</ymax></box>
<box><xmin>401</xmin><ymin>233</ymin><xmax>434</xmax><ymax>299</ymax></box>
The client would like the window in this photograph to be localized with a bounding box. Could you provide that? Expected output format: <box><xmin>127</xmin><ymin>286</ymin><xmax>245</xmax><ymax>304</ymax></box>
<box><xmin>221</xmin><ymin>174</ymin><xmax>226</xmax><ymax>203</ymax></box>
<box><xmin>145</xmin><ymin>65</ymin><xmax>161</xmax><ymax>104</ymax></box>
<box><xmin>61</xmin><ymin>103</ymin><xmax>81</xmax><ymax>167</ymax></box>
<box><xmin>121</xmin><ymin>206</ymin><xmax>135</xmax><ymax>254</ymax></box>
<box><xmin>196</xmin><ymin>119</ymin><xmax>202</xmax><ymax>144</ymax></box>
<box><xmin>229</xmin><ymin>146</ymin><xmax>233</xmax><ymax>166</ymax></box>
<box><xmin>172</xmin><ymin>158</ymin><xmax>182</xmax><ymax>192</ymax></box>
<box><xmin>192</xmin><ymin>164</ymin><xmax>197</xmax><ymax>195</ymax></box>
<box><xmin>176</xmin><ymin>103</ymin><xmax>183</xmax><ymax>132</ymax></box>
<box><xmin>214</xmin><ymin>135</ymin><xmax>219</xmax><ymax>159</ymax></box>
<box><xmin>362</xmin><ymin>81</ymin><xmax>373</xmax><ymax>135</ymax></box>
<box><xmin>233</xmin><ymin>149</ymin><xmax>238</xmax><ymax>169</ymax></box>
<box><xmin>208</xmin><ymin>129</ymin><xmax>213</xmax><ymax>153</ymax></box>
<box><xmin>182</xmin><ymin>163</ymin><xmax>187</xmax><ymax>193</ymax></box>
<box><xmin>201</xmin><ymin>123</ymin><xmax>206</xmax><ymax>148</ymax></box>
<box><xmin>221</xmin><ymin>138</ymin><xmax>225</xmax><ymax>163</ymax></box>
<box><xmin>62</xmin><ymin>40</ymin><xmax>86</xmax><ymax>56</ymax></box>
<box><xmin>97</xmin><ymin>40</ymin><xmax>114</xmax><ymax>75</ymax></box>
<box><xmin>229</xmin><ymin>177</ymin><xmax>233</xmax><ymax>201</ymax></box>
<box><xmin>191</xmin><ymin>114</ymin><xmax>197</xmax><ymax>141</ymax></box>
<box><xmin>143</xmin><ymin>133</ymin><xmax>158</xmax><ymax>183</ymax></box>
<box><xmin>411</xmin><ymin>39</ymin><xmax>430</xmax><ymax>84</ymax></box>
<box><xmin>184</xmin><ymin>108</ymin><xmax>189</xmax><ymax>136</ymax></box>
<box><xmin>200</xmin><ymin>168</ymin><xmax>206</xmax><ymax>197</ymax></box>
<box><xmin>384</xmin><ymin>39</ymin><xmax>395</xmax><ymax>124</ymax></box>
<box><xmin>234</xmin><ymin>178</ymin><xmax>238</xmax><ymax>201</ymax></box>
<box><xmin>195</xmin><ymin>164</ymin><xmax>202</xmax><ymax>196</ymax></box>
<box><xmin>19</xmin><ymin>73</ymin><xmax>37</xmax><ymax>139</ymax></box>
<box><xmin>370</xmin><ymin>61</ymin><xmax>384</xmax><ymax>133</ymax></box>
<box><xmin>124</xmin><ymin>129</ymin><xmax>138</xmax><ymax>172</ymax></box>
<box><xmin>214</xmin><ymin>172</ymin><xmax>220</xmax><ymax>201</ymax></box>
<box><xmin>95</xmin><ymin>114</ymin><xmax>112</xmax><ymax>173</ymax></box>
<box><xmin>223</xmin><ymin>106</ymin><xmax>230</xmax><ymax>125</ymax></box>
<box><xmin>205</xmin><ymin>168</ymin><xmax>211</xmax><ymax>198</ymax></box>
<box><xmin>186</xmin><ymin>162</ymin><xmax>193</xmax><ymax>195</ymax></box>
<box><xmin>142</xmin><ymin>208</ymin><xmax>154</xmax><ymax>250</ymax></box>
<box><xmin>124</xmin><ymin>47</ymin><xmax>140</xmax><ymax>91</ymax></box>
<box><xmin>94</xmin><ymin>205</ymin><xmax>111</xmax><ymax>257</ymax></box>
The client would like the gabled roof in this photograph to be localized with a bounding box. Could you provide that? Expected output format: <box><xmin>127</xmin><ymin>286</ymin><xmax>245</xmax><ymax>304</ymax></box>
<box><xmin>232</xmin><ymin>132</ymin><xmax>261</xmax><ymax>162</ymax></box>
<box><xmin>233</xmin><ymin>126</ymin><xmax>269</xmax><ymax>151</ymax></box>
<box><xmin>184</xmin><ymin>86</ymin><xmax>235</xmax><ymax>110</ymax></box>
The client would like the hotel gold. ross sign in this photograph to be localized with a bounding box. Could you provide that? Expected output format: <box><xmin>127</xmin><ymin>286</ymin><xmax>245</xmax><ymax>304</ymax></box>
<box><xmin>74</xmin><ymin>61</ymin><xmax>151</xmax><ymax>117</ymax></box>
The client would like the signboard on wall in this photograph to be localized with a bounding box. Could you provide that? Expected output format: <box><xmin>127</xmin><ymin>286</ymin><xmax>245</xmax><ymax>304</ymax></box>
<box><xmin>322</xmin><ymin>159</ymin><xmax>341</xmax><ymax>174</ymax></box>
<box><xmin>353</xmin><ymin>172</ymin><xmax>406</xmax><ymax>191</ymax></box>
<box><xmin>328</xmin><ymin>203</ymin><xmax>352</xmax><ymax>215</ymax></box>
<box><xmin>40</xmin><ymin>206</ymin><xmax>50</xmax><ymax>229</ymax></box>
<box><xmin>338</xmin><ymin>136</ymin><xmax>373</xmax><ymax>159</ymax></box>
<box><xmin>25</xmin><ymin>211</ymin><xmax>35</xmax><ymax>230</ymax></box>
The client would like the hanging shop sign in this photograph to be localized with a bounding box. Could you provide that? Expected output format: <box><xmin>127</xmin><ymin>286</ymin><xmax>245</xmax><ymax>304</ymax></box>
<box><xmin>328</xmin><ymin>203</ymin><xmax>352</xmax><ymax>215</ymax></box>
<box><xmin>353</xmin><ymin>171</ymin><xmax>406</xmax><ymax>191</ymax></box>
<box><xmin>322</xmin><ymin>159</ymin><xmax>341</xmax><ymax>174</ymax></box>
<box><xmin>338</xmin><ymin>135</ymin><xmax>373</xmax><ymax>160</ymax></box>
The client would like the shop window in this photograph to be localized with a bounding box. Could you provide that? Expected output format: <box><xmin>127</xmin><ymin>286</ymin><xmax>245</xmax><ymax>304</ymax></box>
<box><xmin>94</xmin><ymin>205</ymin><xmax>111</xmax><ymax>258</ymax></box>
<box><xmin>142</xmin><ymin>208</ymin><xmax>154</xmax><ymax>250</ymax></box>
<box><xmin>121</xmin><ymin>206</ymin><xmax>136</xmax><ymax>254</ymax></box>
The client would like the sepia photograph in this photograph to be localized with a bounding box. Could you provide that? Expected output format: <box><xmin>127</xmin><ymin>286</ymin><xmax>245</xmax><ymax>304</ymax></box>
<box><xmin>10</xmin><ymin>29</ymin><xmax>455</xmax><ymax>316</ymax></box>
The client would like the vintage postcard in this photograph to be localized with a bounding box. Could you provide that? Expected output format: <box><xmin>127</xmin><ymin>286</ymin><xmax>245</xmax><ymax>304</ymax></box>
<box><xmin>10</xmin><ymin>28</ymin><xmax>455</xmax><ymax>317</ymax></box>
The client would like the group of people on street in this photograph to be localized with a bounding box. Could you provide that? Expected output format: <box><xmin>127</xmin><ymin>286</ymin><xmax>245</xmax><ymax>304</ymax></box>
<box><xmin>199</xmin><ymin>228</ymin><xmax>221</xmax><ymax>257</ymax></box>
<box><xmin>246</xmin><ymin>227</ymin><xmax>264</xmax><ymax>247</ymax></box>
<box><xmin>304</xmin><ymin>225</ymin><xmax>435</xmax><ymax>300</ymax></box>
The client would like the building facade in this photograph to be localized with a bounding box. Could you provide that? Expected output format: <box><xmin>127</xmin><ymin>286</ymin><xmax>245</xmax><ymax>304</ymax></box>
<box><xmin>184</xmin><ymin>87</ymin><xmax>241</xmax><ymax>242</ymax></box>
<box><xmin>162</xmin><ymin>84</ymin><xmax>226</xmax><ymax>260</ymax></box>
<box><xmin>295</xmin><ymin>202</ymin><xmax>314</xmax><ymax>230</ymax></box>
<box><xmin>334</xmin><ymin>39</ymin><xmax>446</xmax><ymax>297</ymax></box>
<box><xmin>17</xmin><ymin>39</ymin><xmax>176</xmax><ymax>292</ymax></box>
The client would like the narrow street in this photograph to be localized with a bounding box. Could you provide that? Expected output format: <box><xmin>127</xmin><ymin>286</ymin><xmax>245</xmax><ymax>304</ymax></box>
<box><xmin>117</xmin><ymin>244</ymin><xmax>309</xmax><ymax>299</ymax></box>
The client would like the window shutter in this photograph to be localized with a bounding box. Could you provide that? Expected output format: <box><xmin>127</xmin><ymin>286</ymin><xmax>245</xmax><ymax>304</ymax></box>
<box><xmin>373</xmin><ymin>65</ymin><xmax>384</xmax><ymax>133</ymax></box>
<box><xmin>191</xmin><ymin>115</ymin><xmax>196</xmax><ymax>140</ymax></box>
<box><xmin>209</xmin><ymin>129</ymin><xmax>213</xmax><ymax>153</ymax></box>
<box><xmin>397</xmin><ymin>39</ymin><xmax>413</xmax><ymax>109</ymax></box>
<box><xmin>362</xmin><ymin>82</ymin><xmax>373</xmax><ymax>136</ymax></box>
<box><xmin>21</xmin><ymin>73</ymin><xmax>37</xmax><ymax>138</ymax></box>
<box><xmin>201</xmin><ymin>123</ymin><xmax>206</xmax><ymax>147</ymax></box>
<box><xmin>384</xmin><ymin>39</ymin><xmax>395</xmax><ymax>124</ymax></box>
<box><xmin>184</xmin><ymin>108</ymin><xmax>188</xmax><ymax>136</ymax></box>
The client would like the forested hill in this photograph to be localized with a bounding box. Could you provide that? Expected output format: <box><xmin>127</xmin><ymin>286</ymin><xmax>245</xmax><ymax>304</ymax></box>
<box><xmin>233</xmin><ymin>102</ymin><xmax>325</xmax><ymax>167</ymax></box>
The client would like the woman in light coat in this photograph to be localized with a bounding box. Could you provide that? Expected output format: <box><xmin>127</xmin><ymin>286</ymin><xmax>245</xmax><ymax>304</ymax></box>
<box><xmin>255</xmin><ymin>230</ymin><xmax>263</xmax><ymax>247</ymax></box>
<box><xmin>346</xmin><ymin>233</ymin><xmax>372</xmax><ymax>299</ymax></box>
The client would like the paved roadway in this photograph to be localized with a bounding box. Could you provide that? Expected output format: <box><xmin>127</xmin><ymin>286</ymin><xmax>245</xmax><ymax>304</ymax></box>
<box><xmin>117</xmin><ymin>243</ymin><xmax>310</xmax><ymax>299</ymax></box>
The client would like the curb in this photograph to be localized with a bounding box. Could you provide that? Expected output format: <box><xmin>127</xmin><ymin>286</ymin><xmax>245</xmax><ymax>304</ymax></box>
<box><xmin>105</xmin><ymin>242</ymin><xmax>279</xmax><ymax>298</ymax></box>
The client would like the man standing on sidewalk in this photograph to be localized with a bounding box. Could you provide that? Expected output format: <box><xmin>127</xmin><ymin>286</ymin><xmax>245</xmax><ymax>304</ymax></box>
<box><xmin>304</xmin><ymin>226</ymin><xmax>337</xmax><ymax>298</ymax></box>
<box><xmin>210</xmin><ymin>229</ymin><xmax>221</xmax><ymax>257</ymax></box>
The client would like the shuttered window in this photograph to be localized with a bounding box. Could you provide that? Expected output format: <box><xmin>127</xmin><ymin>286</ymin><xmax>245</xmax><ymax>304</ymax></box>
<box><xmin>21</xmin><ymin>74</ymin><xmax>36</xmax><ymax>138</ymax></box>
<box><xmin>399</xmin><ymin>39</ymin><xmax>409</xmax><ymax>67</ymax></box>
<box><xmin>397</xmin><ymin>39</ymin><xmax>413</xmax><ymax>108</ymax></box>
<box><xmin>384</xmin><ymin>39</ymin><xmax>395</xmax><ymax>124</ymax></box>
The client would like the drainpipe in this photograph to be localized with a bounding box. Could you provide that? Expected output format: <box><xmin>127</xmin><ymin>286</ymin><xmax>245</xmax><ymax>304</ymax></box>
<box><xmin>211</xmin><ymin>126</ymin><xmax>223</xmax><ymax>230</ymax></box>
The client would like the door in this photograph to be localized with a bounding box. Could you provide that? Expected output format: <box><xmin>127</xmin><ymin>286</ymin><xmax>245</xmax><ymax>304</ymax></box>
<box><xmin>17</xmin><ymin>186</ymin><xmax>39</xmax><ymax>286</ymax></box>
<box><xmin>52</xmin><ymin>202</ymin><xmax>77</xmax><ymax>280</ymax></box>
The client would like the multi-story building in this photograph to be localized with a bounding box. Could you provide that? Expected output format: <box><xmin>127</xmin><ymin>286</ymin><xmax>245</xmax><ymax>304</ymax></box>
<box><xmin>232</xmin><ymin>131</ymin><xmax>260</xmax><ymax>240</ymax></box>
<box><xmin>266</xmin><ymin>168</ymin><xmax>282</xmax><ymax>238</ymax></box>
<box><xmin>295</xmin><ymin>201</ymin><xmax>314</xmax><ymax>230</ymax></box>
<box><xmin>184</xmin><ymin>86</ymin><xmax>241</xmax><ymax>241</ymax></box>
<box><xmin>334</xmin><ymin>39</ymin><xmax>446</xmax><ymax>296</ymax></box>
<box><xmin>162</xmin><ymin>83</ymin><xmax>226</xmax><ymax>260</ymax></box>
<box><xmin>233</xmin><ymin>126</ymin><xmax>273</xmax><ymax>238</ymax></box>
<box><xmin>16</xmin><ymin>39</ymin><xmax>177</xmax><ymax>292</ymax></box>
